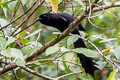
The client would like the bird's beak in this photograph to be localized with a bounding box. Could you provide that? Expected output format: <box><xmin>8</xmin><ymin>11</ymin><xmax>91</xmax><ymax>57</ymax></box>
<box><xmin>36</xmin><ymin>18</ymin><xmax>42</xmax><ymax>21</ymax></box>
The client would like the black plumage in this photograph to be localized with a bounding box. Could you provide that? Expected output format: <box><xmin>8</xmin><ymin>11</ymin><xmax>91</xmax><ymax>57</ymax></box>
<box><xmin>37</xmin><ymin>13</ymin><xmax>98</xmax><ymax>76</ymax></box>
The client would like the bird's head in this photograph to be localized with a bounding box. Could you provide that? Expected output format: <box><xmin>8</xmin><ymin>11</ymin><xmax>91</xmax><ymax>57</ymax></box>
<box><xmin>37</xmin><ymin>13</ymin><xmax>57</xmax><ymax>26</ymax></box>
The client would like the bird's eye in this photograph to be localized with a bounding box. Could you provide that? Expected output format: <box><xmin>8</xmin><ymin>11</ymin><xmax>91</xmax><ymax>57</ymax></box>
<box><xmin>43</xmin><ymin>14</ymin><xmax>47</xmax><ymax>17</ymax></box>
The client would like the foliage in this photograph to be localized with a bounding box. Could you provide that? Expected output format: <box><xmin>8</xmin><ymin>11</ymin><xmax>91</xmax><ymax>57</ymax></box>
<box><xmin>0</xmin><ymin>0</ymin><xmax>120</xmax><ymax>80</ymax></box>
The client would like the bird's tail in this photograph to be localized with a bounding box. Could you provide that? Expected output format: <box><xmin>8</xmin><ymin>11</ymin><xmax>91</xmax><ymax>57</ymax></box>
<box><xmin>74</xmin><ymin>38</ymin><xmax>98</xmax><ymax>76</ymax></box>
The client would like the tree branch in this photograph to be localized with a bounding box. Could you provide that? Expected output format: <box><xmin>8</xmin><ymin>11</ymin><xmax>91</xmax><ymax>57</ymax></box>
<box><xmin>0</xmin><ymin>0</ymin><xmax>45</xmax><ymax>74</ymax></box>
<box><xmin>0</xmin><ymin>1</ymin><xmax>37</xmax><ymax>30</ymax></box>
<box><xmin>93</xmin><ymin>1</ymin><xmax>120</xmax><ymax>12</ymax></box>
<box><xmin>10</xmin><ymin>0</ymin><xmax>45</xmax><ymax>36</ymax></box>
<box><xmin>78</xmin><ymin>36</ymin><xmax>120</xmax><ymax>70</ymax></box>
<box><xmin>54</xmin><ymin>71</ymin><xmax>83</xmax><ymax>80</ymax></box>
<box><xmin>21</xmin><ymin>66</ymin><xmax>54</xmax><ymax>80</ymax></box>
<box><xmin>26</xmin><ymin>0</ymin><xmax>99</xmax><ymax>62</ymax></box>
<box><xmin>11</xmin><ymin>1</ymin><xmax>120</xmax><ymax>38</ymax></box>
<box><xmin>0</xmin><ymin>0</ymin><xmax>99</xmax><ymax>75</ymax></box>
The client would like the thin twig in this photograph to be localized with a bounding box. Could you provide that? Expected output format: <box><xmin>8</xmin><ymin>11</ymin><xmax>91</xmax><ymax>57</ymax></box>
<box><xmin>79</xmin><ymin>36</ymin><xmax>120</xmax><ymax>70</ymax></box>
<box><xmin>10</xmin><ymin>1</ymin><xmax>20</xmax><ymax>22</ymax></box>
<box><xmin>26</xmin><ymin>0</ymin><xmax>99</xmax><ymax>62</ymax></box>
<box><xmin>0</xmin><ymin>0</ymin><xmax>106</xmax><ymax>75</ymax></box>
<box><xmin>93</xmin><ymin>1</ymin><xmax>120</xmax><ymax>12</ymax></box>
<box><xmin>10</xmin><ymin>0</ymin><xmax>45</xmax><ymax>36</ymax></box>
<box><xmin>54</xmin><ymin>71</ymin><xmax>83</xmax><ymax>80</ymax></box>
<box><xmin>0</xmin><ymin>2</ymin><xmax>37</xmax><ymax>30</ymax></box>
<box><xmin>13</xmin><ymin>20</ymin><xmax>38</xmax><ymax>37</ymax></box>
<box><xmin>21</xmin><ymin>66</ymin><xmax>54</xmax><ymax>80</ymax></box>
<box><xmin>27</xmin><ymin>59</ymin><xmax>81</xmax><ymax>66</ymax></box>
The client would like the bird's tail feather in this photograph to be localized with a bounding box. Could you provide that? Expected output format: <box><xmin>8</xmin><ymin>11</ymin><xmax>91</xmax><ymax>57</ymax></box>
<box><xmin>74</xmin><ymin>38</ymin><xmax>98</xmax><ymax>76</ymax></box>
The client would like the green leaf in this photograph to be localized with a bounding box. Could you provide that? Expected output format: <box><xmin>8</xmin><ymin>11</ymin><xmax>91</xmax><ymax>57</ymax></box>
<box><xmin>1</xmin><ymin>1</ymin><xmax>11</xmax><ymax>7</ymax></box>
<box><xmin>8</xmin><ymin>1</ymin><xmax>17</xmax><ymax>11</ymax></box>
<box><xmin>0</xmin><ymin>0</ymin><xmax>11</xmax><ymax>16</ymax></box>
<box><xmin>47</xmin><ymin>34</ymin><xmax>58</xmax><ymax>42</ymax></box>
<box><xmin>16</xmin><ymin>59</ymin><xmax>25</xmax><ymax>66</ymax></box>
<box><xmin>62</xmin><ymin>59</ymin><xmax>72</xmax><ymax>73</ymax></box>
<box><xmin>33</xmin><ymin>62</ymin><xmax>41</xmax><ymax>65</ymax></box>
<box><xmin>67</xmin><ymin>35</ymin><xmax>79</xmax><ymax>47</ymax></box>
<box><xmin>45</xmin><ymin>45</ymin><xmax>60</xmax><ymax>56</ymax></box>
<box><xmin>114</xmin><ymin>46</ymin><xmax>120</xmax><ymax>60</ymax></box>
<box><xmin>0</xmin><ymin>37</ymin><xmax>6</xmax><ymax>49</ymax></box>
<box><xmin>21</xmin><ymin>38</ymin><xmax>29</xmax><ymax>45</ymax></box>
<box><xmin>6</xmin><ymin>36</ymin><xmax>16</xmax><ymax>47</ymax></box>
<box><xmin>100</xmin><ymin>38</ymin><xmax>116</xmax><ymax>43</ymax></box>
<box><xmin>79</xmin><ymin>31</ymin><xmax>86</xmax><ymax>37</ymax></box>
<box><xmin>90</xmin><ymin>35</ymin><xmax>102</xmax><ymax>40</ymax></box>
<box><xmin>21</xmin><ymin>0</ymin><xmax>28</xmax><ymax>6</ymax></box>
<box><xmin>96</xmin><ymin>61</ymin><xmax>107</xmax><ymax>69</ymax></box>
<box><xmin>21</xmin><ymin>46</ymin><xmax>32</xmax><ymax>55</ymax></box>
<box><xmin>62</xmin><ymin>53</ymin><xmax>75</xmax><ymax>73</ymax></box>
<box><xmin>60</xmin><ymin>47</ymin><xmax>70</xmax><ymax>53</ymax></box>
<box><xmin>25</xmin><ymin>29</ymin><xmax>42</xmax><ymax>38</ymax></box>
<box><xmin>2</xmin><ymin>7</ymin><xmax>7</xmax><ymax>18</ymax></box>
<box><xmin>0</xmin><ymin>18</ymin><xmax>9</xmax><ymax>27</ymax></box>
<box><xmin>10</xmin><ymin>48</ymin><xmax>24</xmax><ymax>59</ymax></box>
<box><xmin>19</xmin><ymin>31</ymin><xmax>27</xmax><ymax>38</ymax></box>
<box><xmin>30</xmin><ymin>41</ymin><xmax>43</xmax><ymax>48</ymax></box>
<box><xmin>72</xmin><ymin>48</ymin><xmax>98</xmax><ymax>57</ymax></box>
<box><xmin>108</xmin><ymin>69</ymin><xmax>118</xmax><ymax>80</ymax></box>
<box><xmin>1</xmin><ymin>48</ymin><xmax>12</xmax><ymax>58</ymax></box>
<box><xmin>21</xmin><ymin>41</ymin><xmax>42</xmax><ymax>55</ymax></box>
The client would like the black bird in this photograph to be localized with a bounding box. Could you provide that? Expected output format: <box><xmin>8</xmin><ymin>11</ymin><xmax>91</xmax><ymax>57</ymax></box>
<box><xmin>37</xmin><ymin>13</ymin><xmax>98</xmax><ymax>76</ymax></box>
